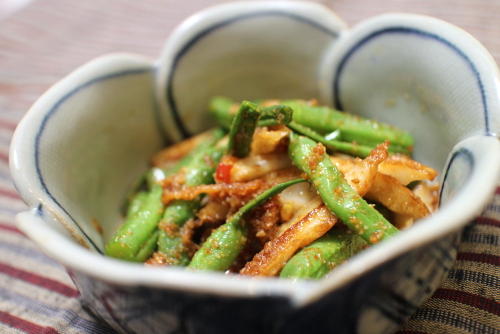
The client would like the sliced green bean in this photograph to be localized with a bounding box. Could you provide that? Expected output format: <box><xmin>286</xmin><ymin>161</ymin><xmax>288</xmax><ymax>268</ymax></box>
<box><xmin>280</xmin><ymin>228</ymin><xmax>366</xmax><ymax>279</ymax></box>
<box><xmin>157</xmin><ymin>201</ymin><xmax>200</xmax><ymax>266</ymax></box>
<box><xmin>105</xmin><ymin>184</ymin><xmax>164</xmax><ymax>262</ymax></box>
<box><xmin>146</xmin><ymin>128</ymin><xmax>226</xmax><ymax>187</ymax></box>
<box><xmin>259</xmin><ymin>104</ymin><xmax>293</xmax><ymax>125</ymax></box>
<box><xmin>288</xmin><ymin>121</ymin><xmax>374</xmax><ymax>157</ymax></box>
<box><xmin>188</xmin><ymin>217</ymin><xmax>247</xmax><ymax>271</ymax></box>
<box><xmin>156</xmin><ymin>145</ymin><xmax>225</xmax><ymax>266</ymax></box>
<box><xmin>189</xmin><ymin>178</ymin><xmax>307</xmax><ymax>271</ymax></box>
<box><xmin>228</xmin><ymin>101</ymin><xmax>260</xmax><ymax>158</ymax></box>
<box><xmin>126</xmin><ymin>191</ymin><xmax>148</xmax><ymax>219</ymax></box>
<box><xmin>288</xmin><ymin>133</ymin><xmax>398</xmax><ymax>244</ymax></box>
<box><xmin>145</xmin><ymin>167</ymin><xmax>168</xmax><ymax>189</ymax></box>
<box><xmin>209</xmin><ymin>97</ymin><xmax>414</xmax><ymax>152</ymax></box>
<box><xmin>211</xmin><ymin>97</ymin><xmax>292</xmax><ymax>130</ymax></box>
<box><xmin>282</xmin><ymin>100</ymin><xmax>414</xmax><ymax>149</ymax></box>
<box><xmin>226</xmin><ymin>101</ymin><xmax>292</xmax><ymax>158</ymax></box>
<box><xmin>135</xmin><ymin>230</ymin><xmax>160</xmax><ymax>262</ymax></box>
<box><xmin>108</xmin><ymin>129</ymin><xmax>225</xmax><ymax>262</ymax></box>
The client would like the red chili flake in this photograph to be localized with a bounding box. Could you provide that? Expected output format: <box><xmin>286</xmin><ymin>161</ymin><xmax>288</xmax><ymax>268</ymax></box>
<box><xmin>215</xmin><ymin>163</ymin><xmax>233</xmax><ymax>183</ymax></box>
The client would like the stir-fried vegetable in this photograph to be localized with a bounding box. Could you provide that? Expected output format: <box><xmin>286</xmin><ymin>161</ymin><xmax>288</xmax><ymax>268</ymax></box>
<box><xmin>105</xmin><ymin>96</ymin><xmax>438</xmax><ymax>279</ymax></box>
<box><xmin>210</xmin><ymin>96</ymin><xmax>413</xmax><ymax>156</ymax></box>
<box><xmin>189</xmin><ymin>178</ymin><xmax>306</xmax><ymax>271</ymax></box>
<box><xmin>282</xmin><ymin>99</ymin><xmax>414</xmax><ymax>151</ymax></box>
<box><xmin>240</xmin><ymin>205</ymin><xmax>336</xmax><ymax>276</ymax></box>
<box><xmin>106</xmin><ymin>129</ymin><xmax>224</xmax><ymax>263</ymax></box>
<box><xmin>280</xmin><ymin>228</ymin><xmax>366</xmax><ymax>279</ymax></box>
<box><xmin>288</xmin><ymin>133</ymin><xmax>399</xmax><ymax>244</ymax></box>
<box><xmin>156</xmin><ymin>144</ymin><xmax>225</xmax><ymax>266</ymax></box>
<box><xmin>105</xmin><ymin>184</ymin><xmax>164</xmax><ymax>262</ymax></box>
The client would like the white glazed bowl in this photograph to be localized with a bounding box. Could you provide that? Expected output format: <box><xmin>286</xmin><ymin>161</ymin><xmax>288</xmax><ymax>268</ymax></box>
<box><xmin>10</xmin><ymin>2</ymin><xmax>500</xmax><ymax>334</ymax></box>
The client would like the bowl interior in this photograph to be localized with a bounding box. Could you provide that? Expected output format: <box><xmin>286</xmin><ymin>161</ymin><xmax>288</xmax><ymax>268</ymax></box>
<box><xmin>156</xmin><ymin>1</ymin><xmax>346</xmax><ymax>141</ymax></box>
<box><xmin>11</xmin><ymin>55</ymin><xmax>165</xmax><ymax>251</ymax></box>
<box><xmin>319</xmin><ymin>14</ymin><xmax>500</xmax><ymax>173</ymax></box>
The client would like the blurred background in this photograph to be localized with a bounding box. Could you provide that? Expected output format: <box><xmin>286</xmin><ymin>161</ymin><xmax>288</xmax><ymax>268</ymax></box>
<box><xmin>1</xmin><ymin>0</ymin><xmax>499</xmax><ymax>123</ymax></box>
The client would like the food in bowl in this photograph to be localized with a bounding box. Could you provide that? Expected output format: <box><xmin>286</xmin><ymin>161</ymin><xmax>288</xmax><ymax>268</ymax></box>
<box><xmin>105</xmin><ymin>97</ymin><xmax>438</xmax><ymax>279</ymax></box>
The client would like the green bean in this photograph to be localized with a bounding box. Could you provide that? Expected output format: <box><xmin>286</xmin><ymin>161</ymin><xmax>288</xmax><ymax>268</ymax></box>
<box><xmin>146</xmin><ymin>128</ymin><xmax>226</xmax><ymax>187</ymax></box>
<box><xmin>257</xmin><ymin>119</ymin><xmax>280</xmax><ymax>127</ymax></box>
<box><xmin>156</xmin><ymin>145</ymin><xmax>225</xmax><ymax>265</ymax></box>
<box><xmin>280</xmin><ymin>228</ymin><xmax>366</xmax><ymax>279</ymax></box>
<box><xmin>107</xmin><ymin>129</ymin><xmax>225</xmax><ymax>262</ymax></box>
<box><xmin>288</xmin><ymin>133</ymin><xmax>398</xmax><ymax>244</ymax></box>
<box><xmin>282</xmin><ymin>100</ymin><xmax>414</xmax><ymax>149</ymax></box>
<box><xmin>189</xmin><ymin>178</ymin><xmax>306</xmax><ymax>271</ymax></box>
<box><xmin>224</xmin><ymin>178</ymin><xmax>306</xmax><ymax>229</ymax></box>
<box><xmin>226</xmin><ymin>101</ymin><xmax>291</xmax><ymax>158</ymax></box>
<box><xmin>188</xmin><ymin>216</ymin><xmax>247</xmax><ymax>271</ymax></box>
<box><xmin>259</xmin><ymin>104</ymin><xmax>293</xmax><ymax>125</ymax></box>
<box><xmin>145</xmin><ymin>167</ymin><xmax>168</xmax><ymax>189</ymax></box>
<box><xmin>228</xmin><ymin>101</ymin><xmax>260</xmax><ymax>158</ymax></box>
<box><xmin>105</xmin><ymin>184</ymin><xmax>164</xmax><ymax>262</ymax></box>
<box><xmin>288</xmin><ymin>121</ymin><xmax>374</xmax><ymax>158</ymax></box>
<box><xmin>157</xmin><ymin>201</ymin><xmax>200</xmax><ymax>266</ymax></box>
<box><xmin>209</xmin><ymin>97</ymin><xmax>414</xmax><ymax>152</ymax></box>
<box><xmin>126</xmin><ymin>191</ymin><xmax>148</xmax><ymax>218</ymax></box>
<box><xmin>135</xmin><ymin>230</ymin><xmax>160</xmax><ymax>262</ymax></box>
<box><xmin>211</xmin><ymin>97</ymin><xmax>292</xmax><ymax>130</ymax></box>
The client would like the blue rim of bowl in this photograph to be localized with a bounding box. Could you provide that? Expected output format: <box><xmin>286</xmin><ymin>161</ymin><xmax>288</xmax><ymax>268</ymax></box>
<box><xmin>438</xmin><ymin>148</ymin><xmax>474</xmax><ymax>204</ymax></box>
<box><xmin>164</xmin><ymin>10</ymin><xmax>340</xmax><ymax>139</ymax></box>
<box><xmin>34</xmin><ymin>67</ymin><xmax>159</xmax><ymax>253</ymax></box>
<box><xmin>332</xmin><ymin>26</ymin><xmax>492</xmax><ymax>136</ymax></box>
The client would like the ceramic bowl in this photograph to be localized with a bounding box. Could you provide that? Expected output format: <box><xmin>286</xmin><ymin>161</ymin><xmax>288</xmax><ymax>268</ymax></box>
<box><xmin>10</xmin><ymin>2</ymin><xmax>500</xmax><ymax>333</ymax></box>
